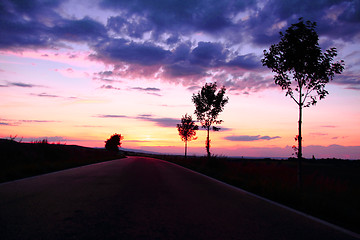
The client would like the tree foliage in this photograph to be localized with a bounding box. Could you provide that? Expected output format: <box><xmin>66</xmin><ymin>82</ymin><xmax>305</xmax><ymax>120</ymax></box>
<box><xmin>262</xmin><ymin>18</ymin><xmax>344</xmax><ymax>108</ymax></box>
<box><xmin>177</xmin><ymin>114</ymin><xmax>198</xmax><ymax>143</ymax></box>
<box><xmin>177</xmin><ymin>114</ymin><xmax>198</xmax><ymax>158</ymax></box>
<box><xmin>192</xmin><ymin>82</ymin><xmax>228</xmax><ymax>158</ymax></box>
<box><xmin>105</xmin><ymin>133</ymin><xmax>124</xmax><ymax>152</ymax></box>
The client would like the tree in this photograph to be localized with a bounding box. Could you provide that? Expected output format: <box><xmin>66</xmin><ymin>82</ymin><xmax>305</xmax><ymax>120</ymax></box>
<box><xmin>262</xmin><ymin>18</ymin><xmax>344</xmax><ymax>187</ymax></box>
<box><xmin>105</xmin><ymin>133</ymin><xmax>124</xmax><ymax>152</ymax></box>
<box><xmin>192</xmin><ymin>82</ymin><xmax>229</xmax><ymax>159</ymax></box>
<box><xmin>177</xmin><ymin>114</ymin><xmax>199</xmax><ymax>158</ymax></box>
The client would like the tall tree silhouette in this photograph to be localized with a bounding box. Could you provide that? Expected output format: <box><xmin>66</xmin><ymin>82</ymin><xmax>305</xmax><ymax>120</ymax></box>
<box><xmin>262</xmin><ymin>18</ymin><xmax>344</xmax><ymax>188</ymax></box>
<box><xmin>177</xmin><ymin>114</ymin><xmax>198</xmax><ymax>158</ymax></box>
<box><xmin>105</xmin><ymin>133</ymin><xmax>124</xmax><ymax>152</ymax></box>
<box><xmin>192</xmin><ymin>82</ymin><xmax>228</xmax><ymax>159</ymax></box>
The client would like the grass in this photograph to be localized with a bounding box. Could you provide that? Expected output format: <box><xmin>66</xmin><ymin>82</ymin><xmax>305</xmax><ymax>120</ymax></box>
<box><xmin>125</xmin><ymin>151</ymin><xmax>360</xmax><ymax>234</ymax></box>
<box><xmin>0</xmin><ymin>139</ymin><xmax>124</xmax><ymax>183</ymax></box>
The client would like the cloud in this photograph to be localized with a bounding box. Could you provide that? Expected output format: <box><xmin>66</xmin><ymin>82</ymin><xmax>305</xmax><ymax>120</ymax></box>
<box><xmin>95</xmin><ymin>114</ymin><xmax>127</xmax><ymax>118</ymax></box>
<box><xmin>132</xmin><ymin>87</ymin><xmax>160</xmax><ymax>92</ymax></box>
<box><xmin>5</xmin><ymin>82</ymin><xmax>42</xmax><ymax>88</ymax></box>
<box><xmin>75</xmin><ymin>125</ymin><xmax>103</xmax><ymax>128</ymax></box>
<box><xmin>94</xmin><ymin>113</ymin><xmax>179</xmax><ymax>127</ymax></box>
<box><xmin>31</xmin><ymin>93</ymin><xmax>60</xmax><ymax>98</ymax></box>
<box><xmin>19</xmin><ymin>120</ymin><xmax>60</xmax><ymax>123</ymax></box>
<box><xmin>0</xmin><ymin>118</ymin><xmax>60</xmax><ymax>126</ymax></box>
<box><xmin>197</xmin><ymin>126</ymin><xmax>232</xmax><ymax>131</ymax></box>
<box><xmin>92</xmin><ymin>38</ymin><xmax>171</xmax><ymax>66</ymax></box>
<box><xmin>332</xmin><ymin>73</ymin><xmax>360</xmax><ymax>91</ymax></box>
<box><xmin>310</xmin><ymin>132</ymin><xmax>328</xmax><ymax>136</ymax></box>
<box><xmin>225</xmin><ymin>135</ymin><xmax>281</xmax><ymax>141</ymax></box>
<box><xmin>131</xmin><ymin>87</ymin><xmax>162</xmax><ymax>96</ymax></box>
<box><xmin>136</xmin><ymin>115</ymin><xmax>179</xmax><ymax>127</ymax></box>
<box><xmin>100</xmin><ymin>0</ymin><xmax>254</xmax><ymax>37</ymax></box>
<box><xmin>0</xmin><ymin>0</ymin><xmax>359</xmax><ymax>91</ymax></box>
<box><xmin>100</xmin><ymin>85</ymin><xmax>121</xmax><ymax>90</ymax></box>
<box><xmin>52</xmin><ymin>17</ymin><xmax>107</xmax><ymax>43</ymax></box>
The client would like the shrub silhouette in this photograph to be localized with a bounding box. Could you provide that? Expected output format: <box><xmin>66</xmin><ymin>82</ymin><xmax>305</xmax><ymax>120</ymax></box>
<box><xmin>105</xmin><ymin>134</ymin><xmax>124</xmax><ymax>152</ymax></box>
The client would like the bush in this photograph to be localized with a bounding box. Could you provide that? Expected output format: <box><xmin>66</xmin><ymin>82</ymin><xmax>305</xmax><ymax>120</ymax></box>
<box><xmin>105</xmin><ymin>133</ymin><xmax>124</xmax><ymax>152</ymax></box>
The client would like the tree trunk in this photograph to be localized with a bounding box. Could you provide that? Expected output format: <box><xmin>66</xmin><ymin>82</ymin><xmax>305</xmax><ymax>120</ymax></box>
<box><xmin>185</xmin><ymin>140</ymin><xmax>188</xmax><ymax>159</ymax></box>
<box><xmin>206</xmin><ymin>127</ymin><xmax>210</xmax><ymax>160</ymax></box>
<box><xmin>298</xmin><ymin>97</ymin><xmax>303</xmax><ymax>190</ymax></box>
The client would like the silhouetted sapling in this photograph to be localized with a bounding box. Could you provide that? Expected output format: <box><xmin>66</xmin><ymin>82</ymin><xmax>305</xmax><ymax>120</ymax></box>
<box><xmin>177</xmin><ymin>114</ymin><xmax>198</xmax><ymax>158</ymax></box>
<box><xmin>192</xmin><ymin>82</ymin><xmax>228</xmax><ymax>159</ymax></box>
<box><xmin>262</xmin><ymin>18</ymin><xmax>344</xmax><ymax>188</ymax></box>
<box><xmin>105</xmin><ymin>133</ymin><xmax>124</xmax><ymax>152</ymax></box>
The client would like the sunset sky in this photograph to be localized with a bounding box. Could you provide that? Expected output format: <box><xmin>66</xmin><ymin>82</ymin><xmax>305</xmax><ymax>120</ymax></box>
<box><xmin>1</xmin><ymin>0</ymin><xmax>359</xmax><ymax>159</ymax></box>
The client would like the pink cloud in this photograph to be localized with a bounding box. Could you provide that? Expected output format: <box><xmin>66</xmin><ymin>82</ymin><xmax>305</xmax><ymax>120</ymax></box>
<box><xmin>54</xmin><ymin>67</ymin><xmax>89</xmax><ymax>79</ymax></box>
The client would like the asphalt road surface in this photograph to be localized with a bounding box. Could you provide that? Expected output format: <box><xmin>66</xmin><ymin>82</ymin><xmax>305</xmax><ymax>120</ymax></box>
<box><xmin>0</xmin><ymin>156</ymin><xmax>358</xmax><ymax>240</ymax></box>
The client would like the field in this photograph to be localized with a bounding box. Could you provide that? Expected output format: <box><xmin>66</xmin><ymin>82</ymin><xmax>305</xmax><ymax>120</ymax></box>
<box><xmin>126</xmin><ymin>151</ymin><xmax>360</xmax><ymax>234</ymax></box>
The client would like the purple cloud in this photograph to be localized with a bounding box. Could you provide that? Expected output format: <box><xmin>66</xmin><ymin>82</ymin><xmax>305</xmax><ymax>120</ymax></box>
<box><xmin>100</xmin><ymin>85</ymin><xmax>121</xmax><ymax>90</ymax></box>
<box><xmin>31</xmin><ymin>93</ymin><xmax>60</xmax><ymax>98</ymax></box>
<box><xmin>93</xmin><ymin>39</ymin><xmax>171</xmax><ymax>66</ymax></box>
<box><xmin>131</xmin><ymin>87</ymin><xmax>161</xmax><ymax>92</ymax></box>
<box><xmin>95</xmin><ymin>114</ymin><xmax>127</xmax><ymax>118</ymax></box>
<box><xmin>225</xmin><ymin>135</ymin><xmax>281</xmax><ymax>141</ymax></box>
<box><xmin>9</xmin><ymin>82</ymin><xmax>39</xmax><ymax>88</ymax></box>
<box><xmin>136</xmin><ymin>115</ymin><xmax>179</xmax><ymax>128</ymax></box>
<box><xmin>94</xmin><ymin>113</ymin><xmax>179</xmax><ymax>127</ymax></box>
<box><xmin>0</xmin><ymin>0</ymin><xmax>359</xmax><ymax>91</ymax></box>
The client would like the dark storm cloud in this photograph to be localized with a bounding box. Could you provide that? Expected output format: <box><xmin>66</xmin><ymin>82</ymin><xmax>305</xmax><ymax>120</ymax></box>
<box><xmin>100</xmin><ymin>0</ymin><xmax>254</xmax><ymax>37</ymax></box>
<box><xmin>227</xmin><ymin>54</ymin><xmax>261</xmax><ymax>69</ymax></box>
<box><xmin>107</xmin><ymin>15</ymin><xmax>153</xmax><ymax>39</ymax></box>
<box><xmin>1</xmin><ymin>0</ymin><xmax>360</xmax><ymax>90</ymax></box>
<box><xmin>93</xmin><ymin>39</ymin><xmax>171</xmax><ymax>66</ymax></box>
<box><xmin>52</xmin><ymin>17</ymin><xmax>107</xmax><ymax>43</ymax></box>
<box><xmin>225</xmin><ymin>135</ymin><xmax>281</xmax><ymax>141</ymax></box>
<box><xmin>2</xmin><ymin>0</ymin><xmax>359</xmax><ymax>50</ymax></box>
<box><xmin>247</xmin><ymin>0</ymin><xmax>360</xmax><ymax>45</ymax></box>
<box><xmin>0</xmin><ymin>0</ymin><xmax>106</xmax><ymax>50</ymax></box>
<box><xmin>189</xmin><ymin>42</ymin><xmax>228</xmax><ymax>67</ymax></box>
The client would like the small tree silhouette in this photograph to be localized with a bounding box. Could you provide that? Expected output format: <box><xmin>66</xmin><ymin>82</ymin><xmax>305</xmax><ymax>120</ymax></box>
<box><xmin>192</xmin><ymin>82</ymin><xmax>228</xmax><ymax>159</ymax></box>
<box><xmin>262</xmin><ymin>18</ymin><xmax>344</xmax><ymax>188</ymax></box>
<box><xmin>105</xmin><ymin>133</ymin><xmax>124</xmax><ymax>152</ymax></box>
<box><xmin>177</xmin><ymin>114</ymin><xmax>198</xmax><ymax>158</ymax></box>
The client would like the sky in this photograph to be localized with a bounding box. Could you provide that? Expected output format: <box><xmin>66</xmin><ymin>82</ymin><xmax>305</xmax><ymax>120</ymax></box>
<box><xmin>0</xmin><ymin>0</ymin><xmax>359</xmax><ymax>159</ymax></box>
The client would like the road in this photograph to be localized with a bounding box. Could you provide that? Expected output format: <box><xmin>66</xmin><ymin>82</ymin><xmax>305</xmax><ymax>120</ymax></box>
<box><xmin>0</xmin><ymin>156</ymin><xmax>358</xmax><ymax>240</ymax></box>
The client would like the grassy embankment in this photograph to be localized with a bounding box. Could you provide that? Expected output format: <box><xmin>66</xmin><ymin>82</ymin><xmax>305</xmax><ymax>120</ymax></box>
<box><xmin>0</xmin><ymin>139</ymin><xmax>124</xmax><ymax>183</ymax></box>
<box><xmin>125</xmin><ymin>151</ymin><xmax>360</xmax><ymax>234</ymax></box>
